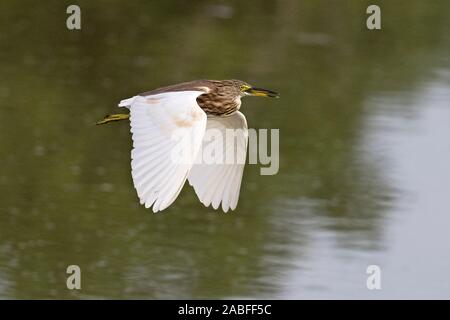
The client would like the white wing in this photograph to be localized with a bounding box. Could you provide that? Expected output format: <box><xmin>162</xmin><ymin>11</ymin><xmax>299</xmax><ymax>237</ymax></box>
<box><xmin>121</xmin><ymin>91</ymin><xmax>207</xmax><ymax>212</ymax></box>
<box><xmin>188</xmin><ymin>112</ymin><xmax>248</xmax><ymax>212</ymax></box>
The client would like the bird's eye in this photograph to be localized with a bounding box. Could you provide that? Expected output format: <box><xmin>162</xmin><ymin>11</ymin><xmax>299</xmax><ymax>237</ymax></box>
<box><xmin>240</xmin><ymin>85</ymin><xmax>250</xmax><ymax>91</ymax></box>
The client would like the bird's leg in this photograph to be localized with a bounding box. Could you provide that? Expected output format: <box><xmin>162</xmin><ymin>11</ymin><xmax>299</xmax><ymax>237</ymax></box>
<box><xmin>96</xmin><ymin>113</ymin><xmax>130</xmax><ymax>125</ymax></box>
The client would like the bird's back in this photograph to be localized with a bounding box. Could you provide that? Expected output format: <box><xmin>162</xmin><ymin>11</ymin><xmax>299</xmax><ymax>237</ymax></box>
<box><xmin>139</xmin><ymin>80</ymin><xmax>241</xmax><ymax>117</ymax></box>
<box><xmin>139</xmin><ymin>80</ymin><xmax>213</xmax><ymax>96</ymax></box>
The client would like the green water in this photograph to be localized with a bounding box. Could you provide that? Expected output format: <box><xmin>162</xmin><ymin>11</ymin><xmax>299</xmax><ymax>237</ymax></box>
<box><xmin>0</xmin><ymin>0</ymin><xmax>449</xmax><ymax>299</ymax></box>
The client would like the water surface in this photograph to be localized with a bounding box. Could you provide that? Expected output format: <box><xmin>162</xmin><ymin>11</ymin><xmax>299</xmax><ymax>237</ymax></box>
<box><xmin>0</xmin><ymin>0</ymin><xmax>449</xmax><ymax>299</ymax></box>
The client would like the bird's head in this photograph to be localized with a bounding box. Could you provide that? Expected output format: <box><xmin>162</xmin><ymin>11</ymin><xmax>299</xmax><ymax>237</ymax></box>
<box><xmin>231</xmin><ymin>79</ymin><xmax>279</xmax><ymax>99</ymax></box>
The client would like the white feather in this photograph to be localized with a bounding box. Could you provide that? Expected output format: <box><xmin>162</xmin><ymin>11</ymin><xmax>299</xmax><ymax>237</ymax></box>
<box><xmin>188</xmin><ymin>112</ymin><xmax>248</xmax><ymax>212</ymax></box>
<box><xmin>119</xmin><ymin>97</ymin><xmax>136</xmax><ymax>107</ymax></box>
<box><xmin>128</xmin><ymin>92</ymin><xmax>207</xmax><ymax>212</ymax></box>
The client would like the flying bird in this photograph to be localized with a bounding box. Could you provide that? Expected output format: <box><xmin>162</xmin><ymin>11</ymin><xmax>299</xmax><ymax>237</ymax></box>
<box><xmin>97</xmin><ymin>79</ymin><xmax>278</xmax><ymax>212</ymax></box>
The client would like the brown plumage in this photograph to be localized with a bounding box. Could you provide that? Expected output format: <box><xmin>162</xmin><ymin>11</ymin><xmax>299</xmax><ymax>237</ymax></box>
<box><xmin>139</xmin><ymin>79</ymin><xmax>249</xmax><ymax>116</ymax></box>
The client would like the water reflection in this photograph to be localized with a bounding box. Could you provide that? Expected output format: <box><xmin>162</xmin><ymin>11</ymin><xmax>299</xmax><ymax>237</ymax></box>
<box><xmin>0</xmin><ymin>0</ymin><xmax>449</xmax><ymax>299</ymax></box>
<box><xmin>280</xmin><ymin>79</ymin><xmax>450</xmax><ymax>299</ymax></box>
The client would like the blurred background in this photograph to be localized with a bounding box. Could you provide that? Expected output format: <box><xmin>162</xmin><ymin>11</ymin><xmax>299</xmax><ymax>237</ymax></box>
<box><xmin>0</xmin><ymin>0</ymin><xmax>449</xmax><ymax>299</ymax></box>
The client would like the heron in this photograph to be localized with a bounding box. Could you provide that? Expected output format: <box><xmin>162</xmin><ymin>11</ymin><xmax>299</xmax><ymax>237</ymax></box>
<box><xmin>97</xmin><ymin>79</ymin><xmax>278</xmax><ymax>212</ymax></box>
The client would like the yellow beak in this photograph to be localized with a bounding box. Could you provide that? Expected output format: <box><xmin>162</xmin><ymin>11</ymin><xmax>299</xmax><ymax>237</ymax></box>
<box><xmin>246</xmin><ymin>87</ymin><xmax>279</xmax><ymax>98</ymax></box>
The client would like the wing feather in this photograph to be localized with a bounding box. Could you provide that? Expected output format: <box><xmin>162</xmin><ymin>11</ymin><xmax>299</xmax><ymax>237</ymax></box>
<box><xmin>124</xmin><ymin>91</ymin><xmax>207</xmax><ymax>212</ymax></box>
<box><xmin>188</xmin><ymin>112</ymin><xmax>248</xmax><ymax>212</ymax></box>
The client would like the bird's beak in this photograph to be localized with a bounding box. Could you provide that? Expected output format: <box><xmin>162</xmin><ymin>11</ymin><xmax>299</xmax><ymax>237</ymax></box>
<box><xmin>245</xmin><ymin>87</ymin><xmax>279</xmax><ymax>98</ymax></box>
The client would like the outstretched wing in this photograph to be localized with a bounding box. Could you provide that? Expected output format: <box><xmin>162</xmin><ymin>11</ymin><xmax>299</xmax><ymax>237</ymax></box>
<box><xmin>188</xmin><ymin>112</ymin><xmax>248</xmax><ymax>212</ymax></box>
<box><xmin>121</xmin><ymin>92</ymin><xmax>207</xmax><ymax>212</ymax></box>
